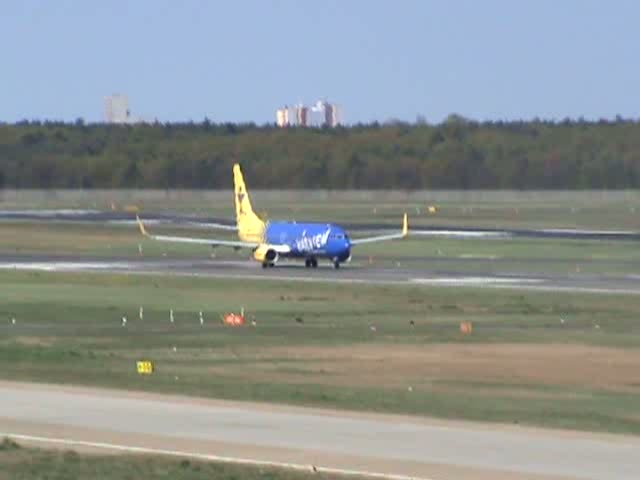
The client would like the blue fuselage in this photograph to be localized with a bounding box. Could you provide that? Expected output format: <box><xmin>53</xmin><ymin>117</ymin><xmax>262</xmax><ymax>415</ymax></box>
<box><xmin>265</xmin><ymin>222</ymin><xmax>351</xmax><ymax>262</ymax></box>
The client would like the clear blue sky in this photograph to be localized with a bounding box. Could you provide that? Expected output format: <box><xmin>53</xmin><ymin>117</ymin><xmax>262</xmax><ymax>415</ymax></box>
<box><xmin>2</xmin><ymin>0</ymin><xmax>638</xmax><ymax>124</ymax></box>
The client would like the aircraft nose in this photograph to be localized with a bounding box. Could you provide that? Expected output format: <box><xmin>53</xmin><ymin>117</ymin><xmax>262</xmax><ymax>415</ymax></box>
<box><xmin>341</xmin><ymin>242</ymin><xmax>351</xmax><ymax>261</ymax></box>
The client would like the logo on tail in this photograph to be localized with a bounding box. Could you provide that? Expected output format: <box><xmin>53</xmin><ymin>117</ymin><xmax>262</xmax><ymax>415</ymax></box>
<box><xmin>237</xmin><ymin>189</ymin><xmax>245</xmax><ymax>215</ymax></box>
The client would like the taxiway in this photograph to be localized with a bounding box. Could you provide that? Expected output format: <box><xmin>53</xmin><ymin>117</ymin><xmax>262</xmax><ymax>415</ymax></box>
<box><xmin>1</xmin><ymin>381</ymin><xmax>638</xmax><ymax>480</ymax></box>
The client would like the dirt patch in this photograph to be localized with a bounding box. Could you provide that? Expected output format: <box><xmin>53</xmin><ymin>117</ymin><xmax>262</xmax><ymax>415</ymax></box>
<box><xmin>228</xmin><ymin>343</ymin><xmax>640</xmax><ymax>391</ymax></box>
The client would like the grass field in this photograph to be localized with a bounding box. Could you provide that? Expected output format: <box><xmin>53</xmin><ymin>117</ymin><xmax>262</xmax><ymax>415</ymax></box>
<box><xmin>2</xmin><ymin>193</ymin><xmax>640</xmax><ymax>437</ymax></box>
<box><xmin>0</xmin><ymin>438</ymin><xmax>341</xmax><ymax>480</ymax></box>
<box><xmin>3</xmin><ymin>188</ymin><xmax>640</xmax><ymax>230</ymax></box>
<box><xmin>2</xmin><ymin>270</ymin><xmax>640</xmax><ymax>435</ymax></box>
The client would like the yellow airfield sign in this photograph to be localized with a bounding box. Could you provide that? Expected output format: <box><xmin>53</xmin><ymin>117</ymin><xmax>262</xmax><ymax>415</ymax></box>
<box><xmin>136</xmin><ymin>360</ymin><xmax>154</xmax><ymax>374</ymax></box>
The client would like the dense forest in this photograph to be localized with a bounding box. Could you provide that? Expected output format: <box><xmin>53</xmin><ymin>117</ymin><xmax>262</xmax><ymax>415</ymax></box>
<box><xmin>1</xmin><ymin>118</ymin><xmax>639</xmax><ymax>189</ymax></box>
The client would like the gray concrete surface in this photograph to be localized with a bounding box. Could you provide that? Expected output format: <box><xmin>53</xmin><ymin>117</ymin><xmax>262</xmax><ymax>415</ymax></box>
<box><xmin>0</xmin><ymin>382</ymin><xmax>638</xmax><ymax>480</ymax></box>
<box><xmin>1</xmin><ymin>253</ymin><xmax>640</xmax><ymax>294</ymax></box>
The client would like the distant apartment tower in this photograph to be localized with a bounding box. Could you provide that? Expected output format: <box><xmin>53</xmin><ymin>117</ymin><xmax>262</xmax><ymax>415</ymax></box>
<box><xmin>276</xmin><ymin>106</ymin><xmax>290</xmax><ymax>127</ymax></box>
<box><xmin>105</xmin><ymin>94</ymin><xmax>131</xmax><ymax>124</ymax></box>
<box><xmin>276</xmin><ymin>100</ymin><xmax>341</xmax><ymax>128</ymax></box>
<box><xmin>312</xmin><ymin>100</ymin><xmax>342</xmax><ymax>127</ymax></box>
<box><xmin>294</xmin><ymin>104</ymin><xmax>308</xmax><ymax>126</ymax></box>
<box><xmin>323</xmin><ymin>102</ymin><xmax>342</xmax><ymax>127</ymax></box>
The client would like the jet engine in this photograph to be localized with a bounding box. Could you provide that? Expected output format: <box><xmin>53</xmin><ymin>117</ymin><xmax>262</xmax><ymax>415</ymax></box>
<box><xmin>254</xmin><ymin>244</ymin><xmax>279</xmax><ymax>264</ymax></box>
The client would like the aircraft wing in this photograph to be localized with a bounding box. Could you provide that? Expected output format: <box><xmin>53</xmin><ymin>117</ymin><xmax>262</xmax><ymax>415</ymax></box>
<box><xmin>136</xmin><ymin>216</ymin><xmax>259</xmax><ymax>249</ymax></box>
<box><xmin>350</xmin><ymin>213</ymin><xmax>408</xmax><ymax>245</ymax></box>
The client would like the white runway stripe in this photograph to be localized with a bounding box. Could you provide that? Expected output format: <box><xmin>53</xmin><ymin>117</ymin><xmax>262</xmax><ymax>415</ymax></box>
<box><xmin>410</xmin><ymin>230</ymin><xmax>510</xmax><ymax>238</ymax></box>
<box><xmin>411</xmin><ymin>277</ymin><xmax>542</xmax><ymax>286</ymax></box>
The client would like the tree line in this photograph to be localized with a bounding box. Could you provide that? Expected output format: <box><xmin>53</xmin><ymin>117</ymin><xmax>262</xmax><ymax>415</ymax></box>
<box><xmin>1</xmin><ymin>117</ymin><xmax>639</xmax><ymax>189</ymax></box>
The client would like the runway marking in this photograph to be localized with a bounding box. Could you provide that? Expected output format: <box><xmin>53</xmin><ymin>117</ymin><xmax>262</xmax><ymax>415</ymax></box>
<box><xmin>0</xmin><ymin>262</ymin><xmax>131</xmax><ymax>272</ymax></box>
<box><xmin>0</xmin><ymin>209</ymin><xmax>99</xmax><ymax>216</ymax></box>
<box><xmin>540</xmin><ymin>228</ymin><xmax>638</xmax><ymax>236</ymax></box>
<box><xmin>2</xmin><ymin>259</ymin><xmax>640</xmax><ymax>295</ymax></box>
<box><xmin>411</xmin><ymin>277</ymin><xmax>542</xmax><ymax>285</ymax></box>
<box><xmin>410</xmin><ymin>230</ymin><xmax>511</xmax><ymax>238</ymax></box>
<box><xmin>0</xmin><ymin>432</ymin><xmax>432</xmax><ymax>480</ymax></box>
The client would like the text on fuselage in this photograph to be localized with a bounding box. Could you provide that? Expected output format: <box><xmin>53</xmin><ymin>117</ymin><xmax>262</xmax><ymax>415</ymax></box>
<box><xmin>295</xmin><ymin>229</ymin><xmax>331</xmax><ymax>252</ymax></box>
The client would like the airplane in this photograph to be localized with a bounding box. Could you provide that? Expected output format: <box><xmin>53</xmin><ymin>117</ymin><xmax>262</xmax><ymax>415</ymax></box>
<box><xmin>136</xmin><ymin>164</ymin><xmax>408</xmax><ymax>269</ymax></box>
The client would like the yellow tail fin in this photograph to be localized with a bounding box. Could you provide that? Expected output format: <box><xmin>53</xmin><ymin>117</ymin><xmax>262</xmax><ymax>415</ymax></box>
<box><xmin>233</xmin><ymin>164</ymin><xmax>265</xmax><ymax>242</ymax></box>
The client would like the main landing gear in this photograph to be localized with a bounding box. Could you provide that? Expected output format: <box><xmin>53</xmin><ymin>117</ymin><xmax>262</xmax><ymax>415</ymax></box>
<box><xmin>304</xmin><ymin>257</ymin><xmax>341</xmax><ymax>269</ymax></box>
<box><xmin>261</xmin><ymin>262</ymin><xmax>275</xmax><ymax>268</ymax></box>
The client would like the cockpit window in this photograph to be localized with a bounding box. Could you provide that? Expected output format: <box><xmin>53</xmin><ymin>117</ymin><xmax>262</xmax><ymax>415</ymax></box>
<box><xmin>329</xmin><ymin>233</ymin><xmax>345</xmax><ymax>240</ymax></box>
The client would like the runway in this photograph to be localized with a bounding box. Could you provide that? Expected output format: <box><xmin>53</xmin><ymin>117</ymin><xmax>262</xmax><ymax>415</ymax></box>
<box><xmin>2</xmin><ymin>209</ymin><xmax>640</xmax><ymax>240</ymax></box>
<box><xmin>1</xmin><ymin>253</ymin><xmax>640</xmax><ymax>294</ymax></box>
<box><xmin>1</xmin><ymin>381</ymin><xmax>639</xmax><ymax>480</ymax></box>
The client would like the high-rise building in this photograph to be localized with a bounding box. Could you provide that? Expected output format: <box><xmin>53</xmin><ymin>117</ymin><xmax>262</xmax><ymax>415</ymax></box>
<box><xmin>294</xmin><ymin>104</ymin><xmax>308</xmax><ymax>127</ymax></box>
<box><xmin>277</xmin><ymin>100</ymin><xmax>342</xmax><ymax>128</ymax></box>
<box><xmin>105</xmin><ymin>94</ymin><xmax>131</xmax><ymax>124</ymax></box>
<box><xmin>276</xmin><ymin>106</ymin><xmax>290</xmax><ymax>127</ymax></box>
<box><xmin>323</xmin><ymin>103</ymin><xmax>343</xmax><ymax>127</ymax></box>
<box><xmin>312</xmin><ymin>100</ymin><xmax>342</xmax><ymax>127</ymax></box>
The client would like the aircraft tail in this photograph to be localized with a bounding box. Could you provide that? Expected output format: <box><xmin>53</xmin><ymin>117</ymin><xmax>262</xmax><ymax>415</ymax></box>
<box><xmin>233</xmin><ymin>164</ymin><xmax>265</xmax><ymax>242</ymax></box>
